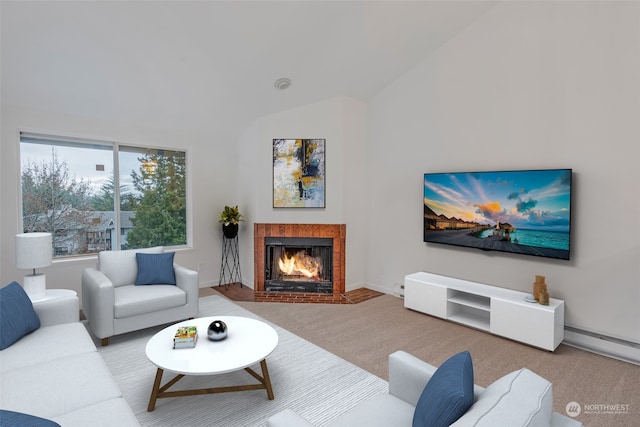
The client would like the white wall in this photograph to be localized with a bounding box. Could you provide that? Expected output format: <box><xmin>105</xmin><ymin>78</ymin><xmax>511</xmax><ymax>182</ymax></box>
<box><xmin>0</xmin><ymin>104</ymin><xmax>237</xmax><ymax>295</ymax></box>
<box><xmin>365</xmin><ymin>1</ymin><xmax>640</xmax><ymax>343</ymax></box>
<box><xmin>237</xmin><ymin>97</ymin><xmax>368</xmax><ymax>290</ymax></box>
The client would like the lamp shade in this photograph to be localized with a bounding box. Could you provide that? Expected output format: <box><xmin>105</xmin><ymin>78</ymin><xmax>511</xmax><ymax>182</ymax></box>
<box><xmin>15</xmin><ymin>233</ymin><xmax>53</xmax><ymax>270</ymax></box>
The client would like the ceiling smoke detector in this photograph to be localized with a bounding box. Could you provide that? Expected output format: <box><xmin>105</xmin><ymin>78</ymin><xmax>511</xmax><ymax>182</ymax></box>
<box><xmin>274</xmin><ymin>77</ymin><xmax>291</xmax><ymax>90</ymax></box>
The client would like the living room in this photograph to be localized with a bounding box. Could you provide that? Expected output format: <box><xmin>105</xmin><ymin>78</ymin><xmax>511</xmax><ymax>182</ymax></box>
<box><xmin>1</xmin><ymin>1</ymin><xmax>639</xmax><ymax>426</ymax></box>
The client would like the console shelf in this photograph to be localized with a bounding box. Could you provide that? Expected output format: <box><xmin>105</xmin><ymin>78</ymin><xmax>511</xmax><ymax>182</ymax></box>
<box><xmin>404</xmin><ymin>272</ymin><xmax>564</xmax><ymax>351</ymax></box>
<box><xmin>448</xmin><ymin>291</ymin><xmax>490</xmax><ymax>311</ymax></box>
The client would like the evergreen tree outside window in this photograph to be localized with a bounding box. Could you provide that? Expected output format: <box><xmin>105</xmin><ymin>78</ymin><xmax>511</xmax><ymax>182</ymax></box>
<box><xmin>19</xmin><ymin>132</ymin><xmax>188</xmax><ymax>258</ymax></box>
<box><xmin>120</xmin><ymin>146</ymin><xmax>187</xmax><ymax>249</ymax></box>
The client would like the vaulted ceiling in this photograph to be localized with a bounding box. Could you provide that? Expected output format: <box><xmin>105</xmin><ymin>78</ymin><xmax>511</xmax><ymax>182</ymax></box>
<box><xmin>1</xmin><ymin>1</ymin><xmax>497</xmax><ymax>138</ymax></box>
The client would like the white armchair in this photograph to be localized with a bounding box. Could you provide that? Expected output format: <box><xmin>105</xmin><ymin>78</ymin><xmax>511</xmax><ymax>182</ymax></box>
<box><xmin>82</xmin><ymin>246</ymin><xmax>199</xmax><ymax>345</ymax></box>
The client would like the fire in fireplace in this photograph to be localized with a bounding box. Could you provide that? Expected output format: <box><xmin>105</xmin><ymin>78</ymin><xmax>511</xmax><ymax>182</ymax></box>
<box><xmin>265</xmin><ymin>237</ymin><xmax>333</xmax><ymax>293</ymax></box>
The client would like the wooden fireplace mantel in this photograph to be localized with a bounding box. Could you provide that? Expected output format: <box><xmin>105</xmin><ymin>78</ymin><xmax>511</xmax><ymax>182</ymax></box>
<box><xmin>254</xmin><ymin>224</ymin><xmax>346</xmax><ymax>294</ymax></box>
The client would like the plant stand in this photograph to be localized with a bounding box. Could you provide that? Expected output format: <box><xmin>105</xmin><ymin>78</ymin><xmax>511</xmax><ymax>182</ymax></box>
<box><xmin>219</xmin><ymin>234</ymin><xmax>242</xmax><ymax>290</ymax></box>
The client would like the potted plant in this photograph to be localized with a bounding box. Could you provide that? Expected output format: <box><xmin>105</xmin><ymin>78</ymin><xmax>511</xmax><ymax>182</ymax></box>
<box><xmin>218</xmin><ymin>205</ymin><xmax>244</xmax><ymax>238</ymax></box>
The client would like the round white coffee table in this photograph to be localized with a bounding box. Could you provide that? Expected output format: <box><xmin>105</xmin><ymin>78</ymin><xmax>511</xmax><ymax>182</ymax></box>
<box><xmin>145</xmin><ymin>316</ymin><xmax>278</xmax><ymax>411</ymax></box>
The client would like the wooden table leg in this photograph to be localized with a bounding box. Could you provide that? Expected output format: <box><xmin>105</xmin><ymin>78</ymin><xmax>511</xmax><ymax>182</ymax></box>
<box><xmin>147</xmin><ymin>368</ymin><xmax>164</xmax><ymax>412</ymax></box>
<box><xmin>260</xmin><ymin>359</ymin><xmax>275</xmax><ymax>400</ymax></box>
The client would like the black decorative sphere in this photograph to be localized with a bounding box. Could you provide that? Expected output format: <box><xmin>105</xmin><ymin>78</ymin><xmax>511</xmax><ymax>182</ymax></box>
<box><xmin>207</xmin><ymin>320</ymin><xmax>228</xmax><ymax>341</ymax></box>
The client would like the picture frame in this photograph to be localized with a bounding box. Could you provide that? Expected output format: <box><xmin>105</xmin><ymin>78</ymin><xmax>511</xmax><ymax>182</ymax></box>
<box><xmin>273</xmin><ymin>139</ymin><xmax>325</xmax><ymax>208</ymax></box>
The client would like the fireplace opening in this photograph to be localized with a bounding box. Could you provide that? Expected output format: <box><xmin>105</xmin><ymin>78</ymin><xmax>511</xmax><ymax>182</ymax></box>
<box><xmin>265</xmin><ymin>237</ymin><xmax>333</xmax><ymax>293</ymax></box>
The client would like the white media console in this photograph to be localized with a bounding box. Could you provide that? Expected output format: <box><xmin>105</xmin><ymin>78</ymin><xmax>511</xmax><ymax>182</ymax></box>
<box><xmin>404</xmin><ymin>272</ymin><xmax>564</xmax><ymax>351</ymax></box>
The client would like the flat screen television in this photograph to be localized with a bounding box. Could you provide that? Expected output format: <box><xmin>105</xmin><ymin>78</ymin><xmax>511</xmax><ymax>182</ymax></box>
<box><xmin>423</xmin><ymin>169</ymin><xmax>572</xmax><ymax>260</ymax></box>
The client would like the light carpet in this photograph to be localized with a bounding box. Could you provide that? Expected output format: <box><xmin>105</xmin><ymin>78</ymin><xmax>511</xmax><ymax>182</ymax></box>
<box><xmin>97</xmin><ymin>295</ymin><xmax>388</xmax><ymax>427</ymax></box>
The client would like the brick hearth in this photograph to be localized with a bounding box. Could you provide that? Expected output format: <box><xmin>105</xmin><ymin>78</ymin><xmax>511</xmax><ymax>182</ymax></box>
<box><xmin>254</xmin><ymin>223</ymin><xmax>346</xmax><ymax>293</ymax></box>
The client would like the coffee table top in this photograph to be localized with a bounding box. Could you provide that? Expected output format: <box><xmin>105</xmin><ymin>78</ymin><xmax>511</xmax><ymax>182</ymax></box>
<box><xmin>145</xmin><ymin>316</ymin><xmax>278</xmax><ymax>376</ymax></box>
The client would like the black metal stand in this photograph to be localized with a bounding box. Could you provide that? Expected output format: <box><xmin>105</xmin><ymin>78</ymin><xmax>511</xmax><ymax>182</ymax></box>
<box><xmin>219</xmin><ymin>235</ymin><xmax>242</xmax><ymax>290</ymax></box>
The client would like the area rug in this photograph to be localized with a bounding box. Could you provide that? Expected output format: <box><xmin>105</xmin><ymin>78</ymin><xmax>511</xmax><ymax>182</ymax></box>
<box><xmin>97</xmin><ymin>295</ymin><xmax>388</xmax><ymax>426</ymax></box>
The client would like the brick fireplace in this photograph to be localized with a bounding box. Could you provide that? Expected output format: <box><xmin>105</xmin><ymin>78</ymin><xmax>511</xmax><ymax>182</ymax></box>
<box><xmin>254</xmin><ymin>224</ymin><xmax>346</xmax><ymax>294</ymax></box>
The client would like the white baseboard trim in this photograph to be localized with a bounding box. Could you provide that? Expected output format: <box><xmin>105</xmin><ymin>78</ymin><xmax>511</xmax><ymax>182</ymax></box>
<box><xmin>199</xmin><ymin>280</ymin><xmax>255</xmax><ymax>289</ymax></box>
<box><xmin>345</xmin><ymin>282</ymin><xmax>366</xmax><ymax>292</ymax></box>
<box><xmin>350</xmin><ymin>282</ymin><xmax>385</xmax><ymax>294</ymax></box>
<box><xmin>563</xmin><ymin>327</ymin><xmax>640</xmax><ymax>366</ymax></box>
<box><xmin>198</xmin><ymin>280</ymin><xmax>216</xmax><ymax>288</ymax></box>
<box><xmin>355</xmin><ymin>283</ymin><xmax>404</xmax><ymax>297</ymax></box>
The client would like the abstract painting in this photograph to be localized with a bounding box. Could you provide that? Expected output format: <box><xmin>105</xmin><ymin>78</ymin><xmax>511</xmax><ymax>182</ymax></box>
<box><xmin>273</xmin><ymin>139</ymin><xmax>325</xmax><ymax>208</ymax></box>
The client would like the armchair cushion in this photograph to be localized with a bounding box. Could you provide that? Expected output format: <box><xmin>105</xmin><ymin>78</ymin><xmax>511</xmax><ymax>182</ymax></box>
<box><xmin>135</xmin><ymin>252</ymin><xmax>176</xmax><ymax>285</ymax></box>
<box><xmin>114</xmin><ymin>285</ymin><xmax>186</xmax><ymax>318</ymax></box>
<box><xmin>413</xmin><ymin>350</ymin><xmax>474</xmax><ymax>427</ymax></box>
<box><xmin>0</xmin><ymin>282</ymin><xmax>41</xmax><ymax>350</ymax></box>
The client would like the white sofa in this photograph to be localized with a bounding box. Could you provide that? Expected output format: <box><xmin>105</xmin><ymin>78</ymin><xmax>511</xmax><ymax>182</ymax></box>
<box><xmin>82</xmin><ymin>246</ymin><xmax>199</xmax><ymax>345</ymax></box>
<box><xmin>0</xmin><ymin>294</ymin><xmax>139</xmax><ymax>426</ymax></box>
<box><xmin>267</xmin><ymin>351</ymin><xmax>584</xmax><ymax>427</ymax></box>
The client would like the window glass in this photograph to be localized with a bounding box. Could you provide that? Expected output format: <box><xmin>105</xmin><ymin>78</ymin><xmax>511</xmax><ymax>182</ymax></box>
<box><xmin>19</xmin><ymin>132</ymin><xmax>187</xmax><ymax>257</ymax></box>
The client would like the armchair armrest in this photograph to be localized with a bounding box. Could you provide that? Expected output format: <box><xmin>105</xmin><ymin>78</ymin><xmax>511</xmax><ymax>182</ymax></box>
<box><xmin>174</xmin><ymin>264</ymin><xmax>199</xmax><ymax>316</ymax></box>
<box><xmin>388</xmin><ymin>350</ymin><xmax>438</xmax><ymax>406</ymax></box>
<box><xmin>267</xmin><ymin>409</ymin><xmax>316</xmax><ymax>427</ymax></box>
<box><xmin>81</xmin><ymin>267</ymin><xmax>115</xmax><ymax>339</ymax></box>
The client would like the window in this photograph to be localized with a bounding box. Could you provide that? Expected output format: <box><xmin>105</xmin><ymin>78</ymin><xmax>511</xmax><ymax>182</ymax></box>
<box><xmin>20</xmin><ymin>132</ymin><xmax>188</xmax><ymax>258</ymax></box>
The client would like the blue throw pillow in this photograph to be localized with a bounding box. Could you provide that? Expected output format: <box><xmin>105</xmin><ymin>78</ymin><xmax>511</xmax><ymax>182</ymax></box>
<box><xmin>135</xmin><ymin>252</ymin><xmax>176</xmax><ymax>285</ymax></box>
<box><xmin>0</xmin><ymin>409</ymin><xmax>61</xmax><ymax>426</ymax></box>
<box><xmin>413</xmin><ymin>351</ymin><xmax>474</xmax><ymax>427</ymax></box>
<box><xmin>0</xmin><ymin>281</ymin><xmax>41</xmax><ymax>350</ymax></box>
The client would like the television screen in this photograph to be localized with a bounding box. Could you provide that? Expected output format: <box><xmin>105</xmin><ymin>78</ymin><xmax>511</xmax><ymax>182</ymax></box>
<box><xmin>423</xmin><ymin>169</ymin><xmax>572</xmax><ymax>260</ymax></box>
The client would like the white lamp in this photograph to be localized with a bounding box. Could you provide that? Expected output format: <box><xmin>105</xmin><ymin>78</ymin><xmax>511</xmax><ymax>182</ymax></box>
<box><xmin>15</xmin><ymin>232</ymin><xmax>52</xmax><ymax>301</ymax></box>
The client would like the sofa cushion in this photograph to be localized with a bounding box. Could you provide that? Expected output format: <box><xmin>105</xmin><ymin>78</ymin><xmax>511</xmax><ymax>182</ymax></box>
<box><xmin>51</xmin><ymin>398</ymin><xmax>140</xmax><ymax>427</ymax></box>
<box><xmin>0</xmin><ymin>352</ymin><xmax>122</xmax><ymax>419</ymax></box>
<box><xmin>114</xmin><ymin>284</ymin><xmax>187</xmax><ymax>318</ymax></box>
<box><xmin>99</xmin><ymin>246</ymin><xmax>164</xmax><ymax>287</ymax></box>
<box><xmin>0</xmin><ymin>322</ymin><xmax>96</xmax><ymax>372</ymax></box>
<box><xmin>451</xmin><ymin>368</ymin><xmax>553</xmax><ymax>427</ymax></box>
<box><xmin>0</xmin><ymin>281</ymin><xmax>41</xmax><ymax>350</ymax></box>
<box><xmin>0</xmin><ymin>409</ymin><xmax>61</xmax><ymax>427</ymax></box>
<box><xmin>413</xmin><ymin>350</ymin><xmax>474</xmax><ymax>427</ymax></box>
<box><xmin>135</xmin><ymin>252</ymin><xmax>176</xmax><ymax>285</ymax></box>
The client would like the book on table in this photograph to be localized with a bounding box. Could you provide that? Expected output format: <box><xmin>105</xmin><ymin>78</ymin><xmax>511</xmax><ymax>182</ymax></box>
<box><xmin>174</xmin><ymin>335</ymin><xmax>198</xmax><ymax>349</ymax></box>
<box><xmin>173</xmin><ymin>326</ymin><xmax>198</xmax><ymax>349</ymax></box>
